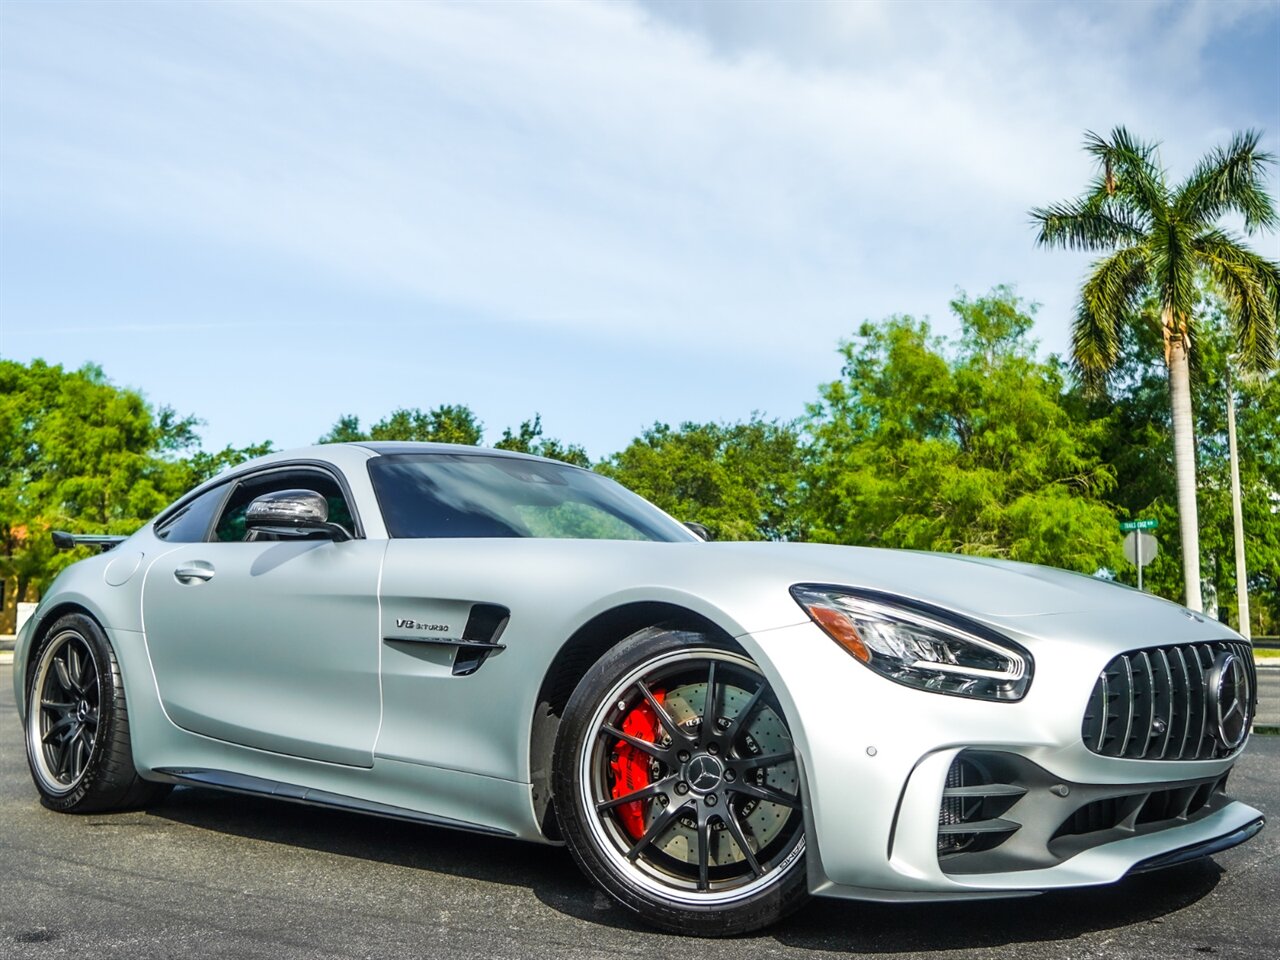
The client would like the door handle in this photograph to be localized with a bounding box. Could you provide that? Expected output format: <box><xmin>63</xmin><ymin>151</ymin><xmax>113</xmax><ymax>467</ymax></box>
<box><xmin>174</xmin><ymin>563</ymin><xmax>215</xmax><ymax>584</ymax></box>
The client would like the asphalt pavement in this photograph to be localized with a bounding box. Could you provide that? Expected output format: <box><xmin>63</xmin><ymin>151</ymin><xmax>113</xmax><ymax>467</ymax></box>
<box><xmin>1256</xmin><ymin>664</ymin><xmax>1280</xmax><ymax>726</ymax></box>
<box><xmin>1</xmin><ymin>662</ymin><xmax>1278</xmax><ymax>960</ymax></box>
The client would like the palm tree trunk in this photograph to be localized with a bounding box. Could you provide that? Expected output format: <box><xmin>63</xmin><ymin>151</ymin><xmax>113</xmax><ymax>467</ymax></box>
<box><xmin>1165</xmin><ymin>312</ymin><xmax>1202</xmax><ymax>611</ymax></box>
<box><xmin>1225</xmin><ymin>366</ymin><xmax>1250</xmax><ymax>637</ymax></box>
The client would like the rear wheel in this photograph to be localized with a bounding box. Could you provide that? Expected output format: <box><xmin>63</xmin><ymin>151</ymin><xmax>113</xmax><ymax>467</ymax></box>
<box><xmin>25</xmin><ymin>613</ymin><xmax>171</xmax><ymax>813</ymax></box>
<box><xmin>553</xmin><ymin>628</ymin><xmax>808</xmax><ymax>935</ymax></box>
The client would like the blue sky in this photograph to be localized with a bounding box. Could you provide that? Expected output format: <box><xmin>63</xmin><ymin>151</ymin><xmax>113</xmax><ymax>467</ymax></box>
<box><xmin>2</xmin><ymin>0</ymin><xmax>1278</xmax><ymax>459</ymax></box>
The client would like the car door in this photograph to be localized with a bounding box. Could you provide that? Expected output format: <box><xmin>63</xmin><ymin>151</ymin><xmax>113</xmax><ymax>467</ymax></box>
<box><xmin>142</xmin><ymin>464</ymin><xmax>384</xmax><ymax>767</ymax></box>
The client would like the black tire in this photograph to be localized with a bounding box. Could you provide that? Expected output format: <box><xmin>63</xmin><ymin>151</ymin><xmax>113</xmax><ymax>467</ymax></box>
<box><xmin>553</xmin><ymin>628</ymin><xmax>809</xmax><ymax>936</ymax></box>
<box><xmin>24</xmin><ymin>612</ymin><xmax>172</xmax><ymax>813</ymax></box>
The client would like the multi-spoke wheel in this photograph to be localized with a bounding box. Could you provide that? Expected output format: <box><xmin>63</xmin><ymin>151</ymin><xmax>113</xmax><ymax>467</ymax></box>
<box><xmin>24</xmin><ymin>613</ymin><xmax>171</xmax><ymax>813</ymax></box>
<box><xmin>554</xmin><ymin>628</ymin><xmax>808</xmax><ymax>935</ymax></box>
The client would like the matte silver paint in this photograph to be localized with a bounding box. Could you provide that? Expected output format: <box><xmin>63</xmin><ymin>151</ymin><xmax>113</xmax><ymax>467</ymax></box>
<box><xmin>13</xmin><ymin>442</ymin><xmax>1263</xmax><ymax>902</ymax></box>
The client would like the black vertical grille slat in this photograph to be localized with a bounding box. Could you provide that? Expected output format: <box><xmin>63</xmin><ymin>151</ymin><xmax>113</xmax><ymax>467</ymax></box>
<box><xmin>1081</xmin><ymin>641</ymin><xmax>1256</xmax><ymax>761</ymax></box>
<box><xmin>1097</xmin><ymin>670</ymin><xmax>1110</xmax><ymax>752</ymax></box>
<box><xmin>1133</xmin><ymin>651</ymin><xmax>1154</xmax><ymax>759</ymax></box>
<box><xmin>1186</xmin><ymin>645</ymin><xmax>1207</xmax><ymax>758</ymax></box>
<box><xmin>1116</xmin><ymin>657</ymin><xmax>1135</xmax><ymax>755</ymax></box>
<box><xmin>1193</xmin><ymin>645</ymin><xmax>1213</xmax><ymax>759</ymax></box>
<box><xmin>1172</xmin><ymin>645</ymin><xmax>1193</xmax><ymax>760</ymax></box>
<box><xmin>1153</xmin><ymin>648</ymin><xmax>1174</xmax><ymax>759</ymax></box>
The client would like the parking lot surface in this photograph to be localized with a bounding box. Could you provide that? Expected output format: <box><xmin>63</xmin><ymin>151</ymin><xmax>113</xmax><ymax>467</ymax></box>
<box><xmin>2</xmin><ymin>662</ymin><xmax>1277</xmax><ymax>960</ymax></box>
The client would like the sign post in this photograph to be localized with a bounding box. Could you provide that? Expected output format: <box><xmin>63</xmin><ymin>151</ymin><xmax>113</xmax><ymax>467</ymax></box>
<box><xmin>1122</xmin><ymin>525</ymin><xmax>1159</xmax><ymax>591</ymax></box>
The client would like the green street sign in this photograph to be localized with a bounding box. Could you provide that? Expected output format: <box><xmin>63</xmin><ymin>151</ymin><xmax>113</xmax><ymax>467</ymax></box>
<box><xmin>1119</xmin><ymin>518</ymin><xmax>1159</xmax><ymax>531</ymax></box>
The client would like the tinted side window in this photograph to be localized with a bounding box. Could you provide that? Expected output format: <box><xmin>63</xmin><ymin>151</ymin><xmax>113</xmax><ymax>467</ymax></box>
<box><xmin>155</xmin><ymin>484</ymin><xmax>229</xmax><ymax>542</ymax></box>
<box><xmin>213</xmin><ymin>471</ymin><xmax>354</xmax><ymax>542</ymax></box>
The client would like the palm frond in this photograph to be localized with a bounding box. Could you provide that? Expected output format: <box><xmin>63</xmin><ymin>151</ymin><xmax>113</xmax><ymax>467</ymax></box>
<box><xmin>1073</xmin><ymin>246</ymin><xmax>1149</xmax><ymax>386</ymax></box>
<box><xmin>1195</xmin><ymin>229</ymin><xmax>1280</xmax><ymax>372</ymax></box>
<box><xmin>1083</xmin><ymin>127</ymin><xmax>1168</xmax><ymax>219</ymax></box>
<box><xmin>1030</xmin><ymin>194</ymin><xmax>1147</xmax><ymax>251</ymax></box>
<box><xmin>1175</xmin><ymin>129</ymin><xmax>1278</xmax><ymax>232</ymax></box>
<box><xmin>1150</xmin><ymin>219</ymin><xmax>1200</xmax><ymax>326</ymax></box>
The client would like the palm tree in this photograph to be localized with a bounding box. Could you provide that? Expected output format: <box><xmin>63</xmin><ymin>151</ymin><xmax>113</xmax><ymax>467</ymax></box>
<box><xmin>1032</xmin><ymin>128</ymin><xmax>1279</xmax><ymax>611</ymax></box>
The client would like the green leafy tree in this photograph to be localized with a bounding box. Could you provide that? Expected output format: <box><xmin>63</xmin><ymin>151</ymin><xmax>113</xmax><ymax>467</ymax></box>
<box><xmin>1032</xmin><ymin>128</ymin><xmax>1280</xmax><ymax>609</ymax></box>
<box><xmin>494</xmin><ymin>414</ymin><xmax>591</xmax><ymax>467</ymax></box>
<box><xmin>802</xmin><ymin>288</ymin><xmax>1119</xmax><ymax>571</ymax></box>
<box><xmin>318</xmin><ymin>414</ymin><xmax>365</xmax><ymax>443</ymax></box>
<box><xmin>319</xmin><ymin>405</ymin><xmax>484</xmax><ymax>445</ymax></box>
<box><xmin>600</xmin><ymin>417</ymin><xmax>804</xmax><ymax>541</ymax></box>
<box><xmin>0</xmin><ymin>360</ymin><xmax>270</xmax><ymax>631</ymax></box>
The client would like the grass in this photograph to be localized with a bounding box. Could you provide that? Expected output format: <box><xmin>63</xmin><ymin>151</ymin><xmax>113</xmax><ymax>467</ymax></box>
<box><xmin>1254</xmin><ymin>647</ymin><xmax>1280</xmax><ymax>660</ymax></box>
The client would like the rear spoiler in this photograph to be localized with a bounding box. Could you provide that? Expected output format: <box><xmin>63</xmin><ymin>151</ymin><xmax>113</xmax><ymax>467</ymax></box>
<box><xmin>52</xmin><ymin>531</ymin><xmax>128</xmax><ymax>553</ymax></box>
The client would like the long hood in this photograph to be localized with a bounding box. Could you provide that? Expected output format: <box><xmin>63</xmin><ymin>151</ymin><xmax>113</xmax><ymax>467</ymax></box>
<box><xmin>380</xmin><ymin>538</ymin><xmax>1229</xmax><ymax>650</ymax></box>
<box><xmin>697</xmin><ymin>542</ymin><xmax>1145</xmax><ymax>618</ymax></box>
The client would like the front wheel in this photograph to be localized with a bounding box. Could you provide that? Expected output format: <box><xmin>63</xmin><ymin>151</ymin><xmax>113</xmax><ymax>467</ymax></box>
<box><xmin>553</xmin><ymin>628</ymin><xmax>809</xmax><ymax>936</ymax></box>
<box><xmin>25</xmin><ymin>612</ymin><xmax>171</xmax><ymax>813</ymax></box>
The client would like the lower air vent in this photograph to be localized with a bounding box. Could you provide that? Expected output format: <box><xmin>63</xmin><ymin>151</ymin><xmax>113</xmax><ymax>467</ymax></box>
<box><xmin>937</xmin><ymin>754</ymin><xmax>1026</xmax><ymax>857</ymax></box>
<box><xmin>1049</xmin><ymin>774</ymin><xmax>1230</xmax><ymax>859</ymax></box>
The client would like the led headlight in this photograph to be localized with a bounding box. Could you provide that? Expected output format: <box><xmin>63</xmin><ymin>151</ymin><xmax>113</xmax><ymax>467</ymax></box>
<box><xmin>790</xmin><ymin>585</ymin><xmax>1032</xmax><ymax>701</ymax></box>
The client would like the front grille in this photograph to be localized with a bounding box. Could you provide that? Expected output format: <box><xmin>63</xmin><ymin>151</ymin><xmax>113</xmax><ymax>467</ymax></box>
<box><xmin>1082</xmin><ymin>641</ymin><xmax>1256</xmax><ymax>760</ymax></box>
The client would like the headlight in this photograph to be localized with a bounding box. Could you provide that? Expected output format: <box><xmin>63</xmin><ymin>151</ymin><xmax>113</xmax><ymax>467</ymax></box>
<box><xmin>790</xmin><ymin>585</ymin><xmax>1032</xmax><ymax>701</ymax></box>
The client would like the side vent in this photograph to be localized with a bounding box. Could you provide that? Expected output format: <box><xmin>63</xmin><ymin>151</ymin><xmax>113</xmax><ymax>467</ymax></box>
<box><xmin>452</xmin><ymin>603</ymin><xmax>511</xmax><ymax>676</ymax></box>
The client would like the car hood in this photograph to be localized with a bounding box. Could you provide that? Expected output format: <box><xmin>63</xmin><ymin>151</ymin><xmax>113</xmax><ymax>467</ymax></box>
<box><xmin>698</xmin><ymin>542</ymin><xmax>1138</xmax><ymax>618</ymax></box>
<box><xmin>378</xmin><ymin>537</ymin><xmax>1231</xmax><ymax>651</ymax></box>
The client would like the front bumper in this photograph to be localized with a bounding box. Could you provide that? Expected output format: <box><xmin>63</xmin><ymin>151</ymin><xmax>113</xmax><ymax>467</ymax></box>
<box><xmin>738</xmin><ymin>617</ymin><xmax>1264</xmax><ymax>901</ymax></box>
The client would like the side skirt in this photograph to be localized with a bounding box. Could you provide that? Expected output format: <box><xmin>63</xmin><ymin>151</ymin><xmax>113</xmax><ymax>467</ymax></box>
<box><xmin>154</xmin><ymin>767</ymin><xmax>516</xmax><ymax>837</ymax></box>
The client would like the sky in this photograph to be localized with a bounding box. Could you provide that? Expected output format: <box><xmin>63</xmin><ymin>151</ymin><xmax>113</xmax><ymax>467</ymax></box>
<box><xmin>2</xmin><ymin>0</ymin><xmax>1278</xmax><ymax>460</ymax></box>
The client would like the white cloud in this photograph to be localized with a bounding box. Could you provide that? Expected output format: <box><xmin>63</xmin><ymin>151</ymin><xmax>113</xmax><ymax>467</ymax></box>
<box><xmin>1</xmin><ymin>0</ymin><xmax>1276</xmax><ymax>451</ymax></box>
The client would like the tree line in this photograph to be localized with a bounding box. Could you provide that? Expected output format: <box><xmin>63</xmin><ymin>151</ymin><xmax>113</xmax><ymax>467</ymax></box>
<box><xmin>4</xmin><ymin>127</ymin><xmax>1277</xmax><ymax>635</ymax></box>
<box><xmin>3</xmin><ymin>285</ymin><xmax>1277</xmax><ymax>634</ymax></box>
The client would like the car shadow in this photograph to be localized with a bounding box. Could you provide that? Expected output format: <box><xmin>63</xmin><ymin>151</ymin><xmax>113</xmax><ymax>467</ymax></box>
<box><xmin>767</xmin><ymin>861</ymin><xmax>1223</xmax><ymax>953</ymax></box>
<box><xmin>149</xmin><ymin>785</ymin><xmax>586</xmax><ymax>894</ymax></box>
<box><xmin>149</xmin><ymin>785</ymin><xmax>1225</xmax><ymax>950</ymax></box>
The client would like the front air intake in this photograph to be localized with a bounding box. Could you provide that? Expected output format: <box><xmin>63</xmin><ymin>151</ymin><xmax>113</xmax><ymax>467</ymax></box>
<box><xmin>937</xmin><ymin>754</ymin><xmax>1025</xmax><ymax>857</ymax></box>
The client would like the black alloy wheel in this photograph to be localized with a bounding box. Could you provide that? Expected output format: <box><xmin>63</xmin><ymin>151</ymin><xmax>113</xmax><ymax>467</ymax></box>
<box><xmin>554</xmin><ymin>628</ymin><xmax>809</xmax><ymax>936</ymax></box>
<box><xmin>25</xmin><ymin>612</ymin><xmax>171</xmax><ymax>812</ymax></box>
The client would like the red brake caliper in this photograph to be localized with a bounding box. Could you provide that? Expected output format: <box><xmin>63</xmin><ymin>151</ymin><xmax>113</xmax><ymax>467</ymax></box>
<box><xmin>610</xmin><ymin>689</ymin><xmax>666</xmax><ymax>840</ymax></box>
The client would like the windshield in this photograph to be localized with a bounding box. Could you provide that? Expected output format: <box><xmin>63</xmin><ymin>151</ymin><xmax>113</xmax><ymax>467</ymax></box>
<box><xmin>367</xmin><ymin>454</ymin><xmax>697</xmax><ymax>542</ymax></box>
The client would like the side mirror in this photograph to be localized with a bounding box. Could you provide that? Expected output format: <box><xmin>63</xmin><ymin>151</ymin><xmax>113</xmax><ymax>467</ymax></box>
<box><xmin>683</xmin><ymin>522</ymin><xmax>711</xmax><ymax>541</ymax></box>
<box><xmin>245</xmin><ymin>489</ymin><xmax>351</xmax><ymax>542</ymax></box>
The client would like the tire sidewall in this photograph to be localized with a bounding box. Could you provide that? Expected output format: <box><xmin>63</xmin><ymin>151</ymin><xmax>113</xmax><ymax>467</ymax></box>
<box><xmin>552</xmin><ymin>628</ymin><xmax>809</xmax><ymax>936</ymax></box>
<box><xmin>25</xmin><ymin>613</ymin><xmax>119</xmax><ymax>811</ymax></box>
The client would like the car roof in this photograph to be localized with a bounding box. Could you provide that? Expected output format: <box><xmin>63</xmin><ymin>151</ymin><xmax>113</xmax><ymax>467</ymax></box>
<box><xmin>353</xmin><ymin>441</ymin><xmax>555</xmax><ymax>463</ymax></box>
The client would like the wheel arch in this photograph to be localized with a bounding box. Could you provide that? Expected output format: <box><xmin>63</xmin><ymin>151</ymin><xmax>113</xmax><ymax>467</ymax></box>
<box><xmin>528</xmin><ymin>600</ymin><xmax>744</xmax><ymax>840</ymax></box>
<box><xmin>16</xmin><ymin>599</ymin><xmax>103</xmax><ymax>721</ymax></box>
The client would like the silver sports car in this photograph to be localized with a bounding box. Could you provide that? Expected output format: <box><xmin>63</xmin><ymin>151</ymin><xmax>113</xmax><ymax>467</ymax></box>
<box><xmin>14</xmin><ymin>442</ymin><xmax>1263</xmax><ymax>935</ymax></box>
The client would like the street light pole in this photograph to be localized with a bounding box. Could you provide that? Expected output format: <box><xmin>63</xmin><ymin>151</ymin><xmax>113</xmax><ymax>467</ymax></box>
<box><xmin>1226</xmin><ymin>364</ymin><xmax>1251</xmax><ymax>639</ymax></box>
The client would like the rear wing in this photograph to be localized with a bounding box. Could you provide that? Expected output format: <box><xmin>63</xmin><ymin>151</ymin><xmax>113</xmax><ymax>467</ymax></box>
<box><xmin>52</xmin><ymin>531</ymin><xmax>128</xmax><ymax>553</ymax></box>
